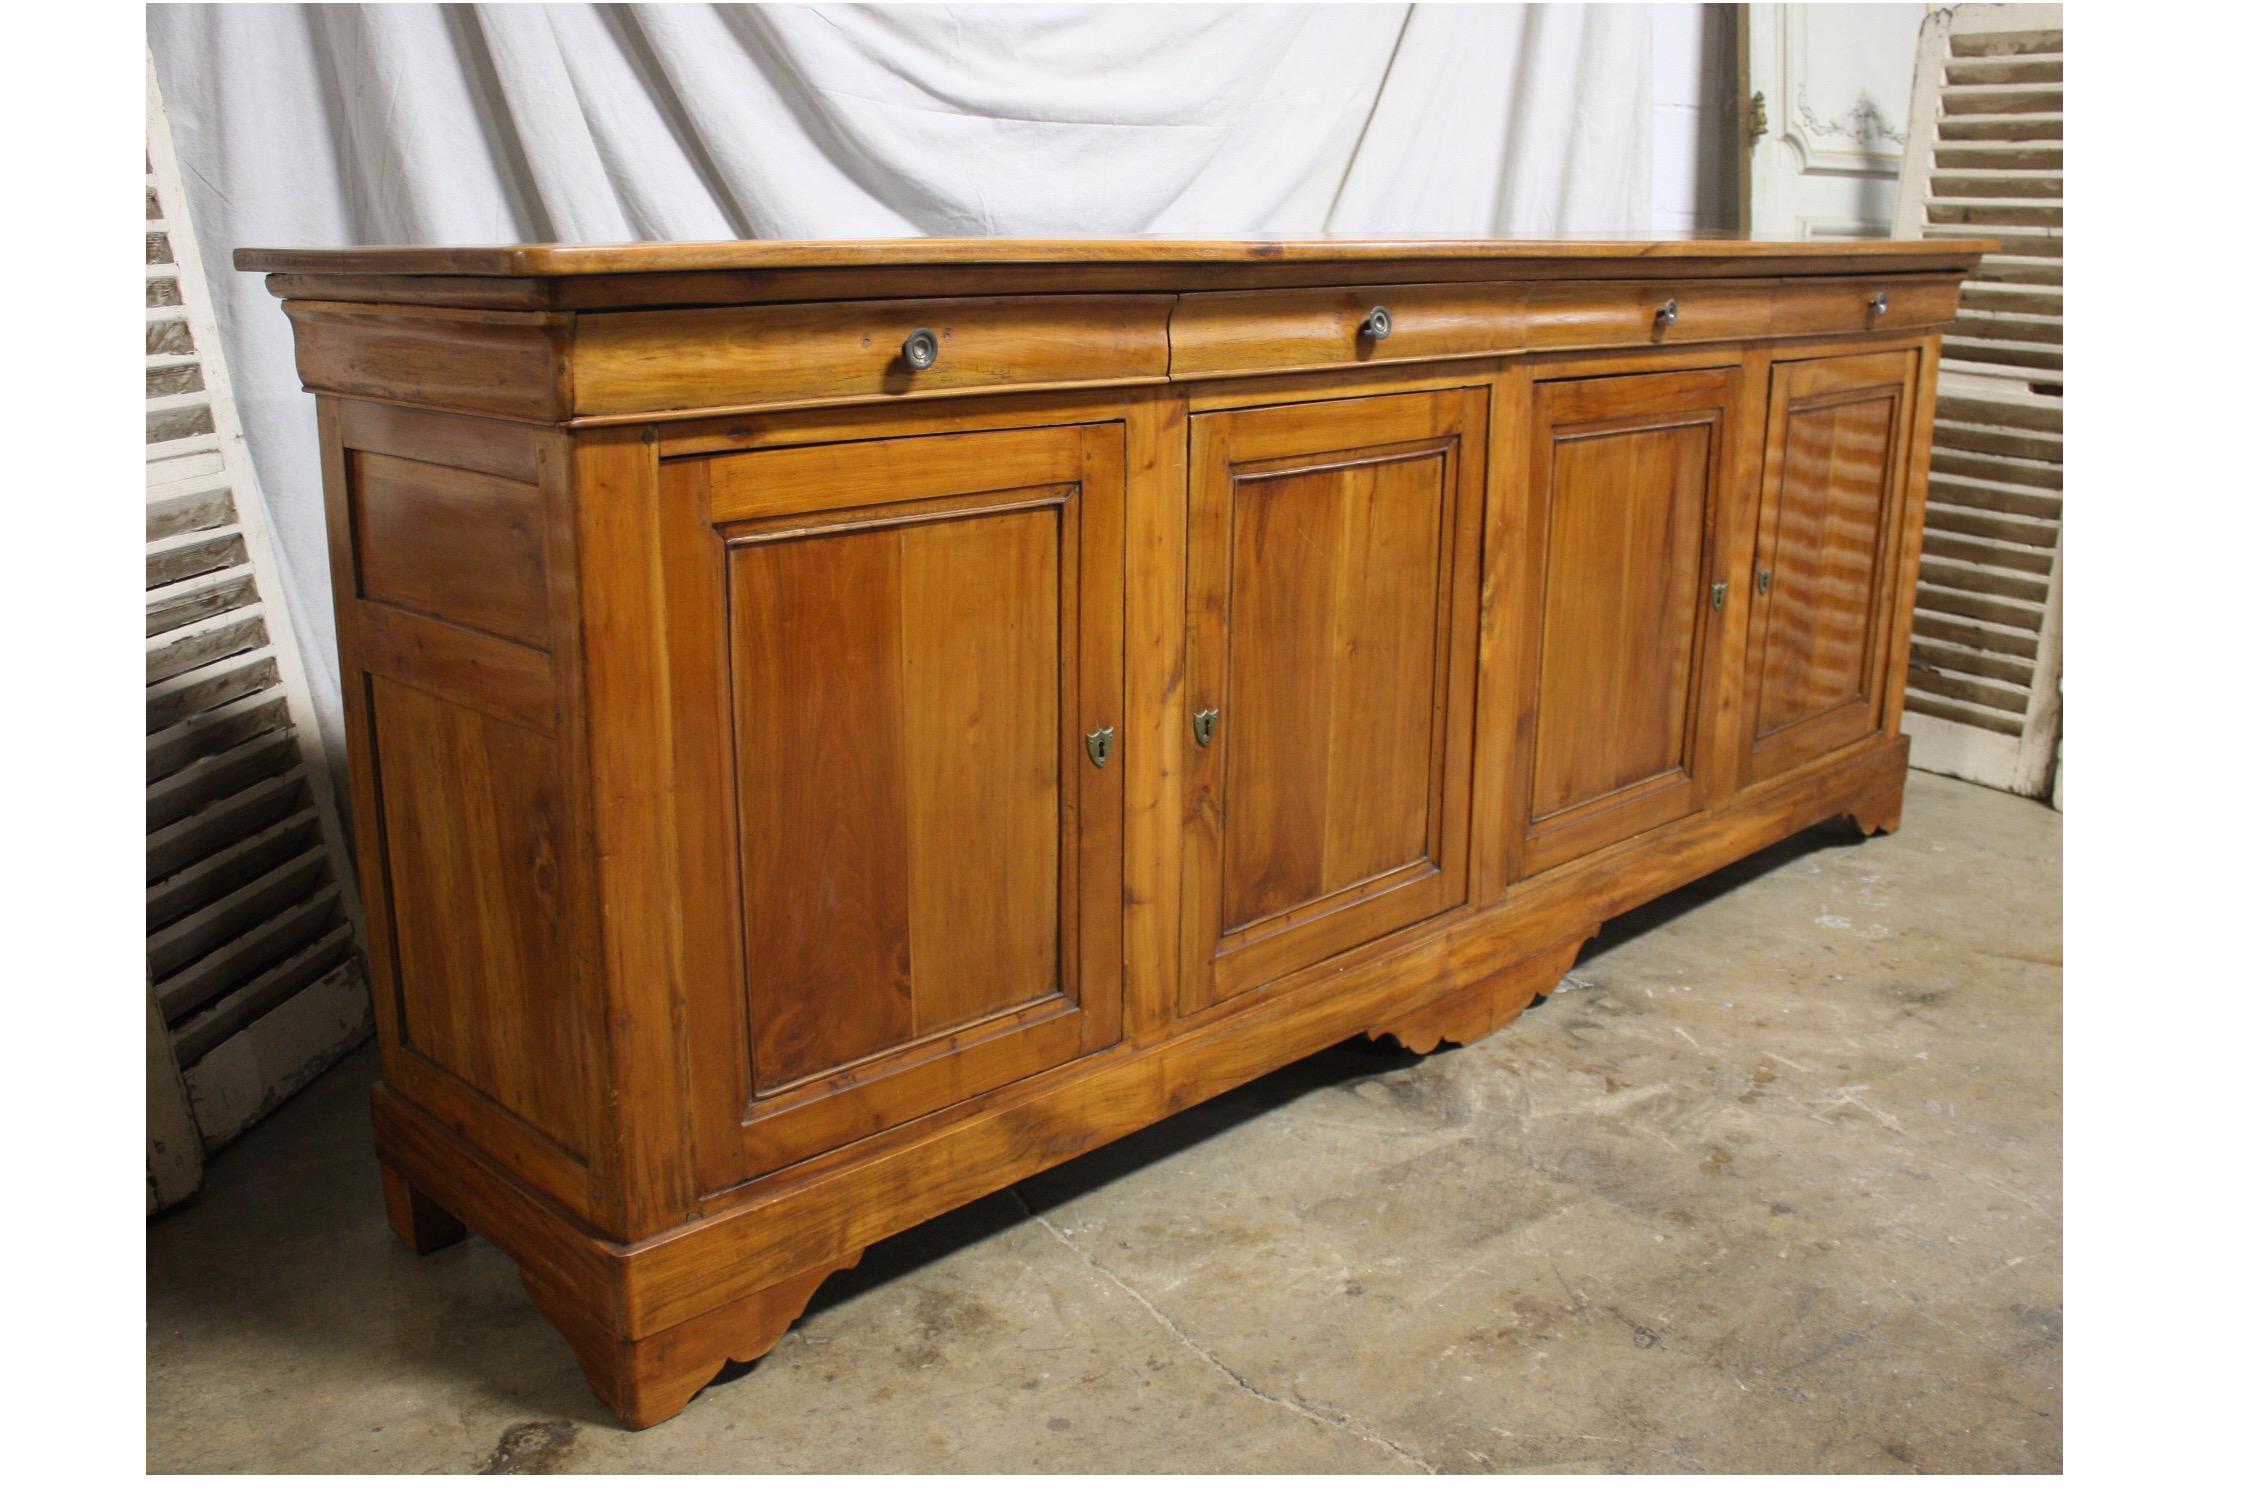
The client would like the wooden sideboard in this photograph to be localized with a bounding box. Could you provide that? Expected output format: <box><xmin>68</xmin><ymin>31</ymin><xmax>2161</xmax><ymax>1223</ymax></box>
<box><xmin>238</xmin><ymin>236</ymin><xmax>1991</xmax><ymax>1428</ymax></box>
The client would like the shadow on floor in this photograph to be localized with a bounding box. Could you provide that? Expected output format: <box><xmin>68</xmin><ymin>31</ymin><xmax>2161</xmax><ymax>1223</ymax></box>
<box><xmin>711</xmin><ymin>1037</ymin><xmax>1407</xmax><ymax>1391</ymax></box>
<box><xmin>1573</xmin><ymin>814</ymin><xmax>1873</xmax><ymax>967</ymax></box>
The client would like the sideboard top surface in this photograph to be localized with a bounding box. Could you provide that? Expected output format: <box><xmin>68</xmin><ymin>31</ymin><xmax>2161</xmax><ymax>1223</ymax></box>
<box><xmin>236</xmin><ymin>234</ymin><xmax>1997</xmax><ymax>281</ymax></box>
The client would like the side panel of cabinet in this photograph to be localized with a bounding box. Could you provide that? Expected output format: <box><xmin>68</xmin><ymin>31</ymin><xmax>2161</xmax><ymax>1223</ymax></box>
<box><xmin>1496</xmin><ymin>366</ymin><xmax>1744</xmax><ymax>882</ymax></box>
<box><xmin>1181</xmin><ymin>388</ymin><xmax>1485</xmax><ymax>1014</ymax></box>
<box><xmin>324</xmin><ymin>401</ymin><xmax>602</xmax><ymax>1219</ymax></box>
<box><xmin>1744</xmin><ymin>348</ymin><xmax>1920</xmax><ymax>785</ymax></box>
<box><xmin>663</xmin><ymin>425</ymin><xmax>1126</xmax><ymax>1186</ymax></box>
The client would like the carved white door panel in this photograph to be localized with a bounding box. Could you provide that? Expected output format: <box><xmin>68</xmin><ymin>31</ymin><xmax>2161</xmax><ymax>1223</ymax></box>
<box><xmin>1745</xmin><ymin>4</ymin><xmax>1926</xmax><ymax>240</ymax></box>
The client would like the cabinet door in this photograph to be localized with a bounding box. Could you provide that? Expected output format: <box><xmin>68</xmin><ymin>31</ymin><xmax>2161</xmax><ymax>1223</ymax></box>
<box><xmin>665</xmin><ymin>426</ymin><xmax>1124</xmax><ymax>1184</ymax></box>
<box><xmin>1501</xmin><ymin>367</ymin><xmax>1742</xmax><ymax>881</ymax></box>
<box><xmin>1181</xmin><ymin>389</ymin><xmax>1485</xmax><ymax>1014</ymax></box>
<box><xmin>1744</xmin><ymin>349</ymin><xmax>1918</xmax><ymax>784</ymax></box>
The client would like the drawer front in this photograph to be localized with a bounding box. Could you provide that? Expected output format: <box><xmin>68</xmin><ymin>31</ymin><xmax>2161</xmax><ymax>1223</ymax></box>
<box><xmin>1770</xmin><ymin>277</ymin><xmax>1961</xmax><ymax>338</ymax></box>
<box><xmin>1525</xmin><ymin>277</ymin><xmax>1964</xmax><ymax>351</ymax></box>
<box><xmin>1170</xmin><ymin>283</ymin><xmax>1525</xmax><ymax>379</ymax></box>
<box><xmin>1525</xmin><ymin>280</ymin><xmax>1774</xmax><ymax>349</ymax></box>
<box><xmin>573</xmin><ymin>294</ymin><xmax>1172</xmax><ymax>416</ymax></box>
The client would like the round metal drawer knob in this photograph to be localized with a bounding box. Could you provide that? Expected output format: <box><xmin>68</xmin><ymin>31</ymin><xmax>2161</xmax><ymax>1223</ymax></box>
<box><xmin>1870</xmin><ymin>291</ymin><xmax>1890</xmax><ymax>318</ymax></box>
<box><xmin>1657</xmin><ymin>297</ymin><xmax>1681</xmax><ymax>329</ymax></box>
<box><xmin>1360</xmin><ymin>305</ymin><xmax>1393</xmax><ymax>341</ymax></box>
<box><xmin>901</xmin><ymin>327</ymin><xmax>940</xmax><ymax>370</ymax></box>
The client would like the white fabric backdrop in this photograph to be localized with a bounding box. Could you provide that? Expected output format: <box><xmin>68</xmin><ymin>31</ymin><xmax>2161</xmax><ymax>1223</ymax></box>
<box><xmin>147</xmin><ymin>2</ymin><xmax>1658</xmax><ymax>764</ymax></box>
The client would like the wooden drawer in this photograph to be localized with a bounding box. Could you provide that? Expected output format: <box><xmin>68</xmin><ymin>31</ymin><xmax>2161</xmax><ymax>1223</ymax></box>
<box><xmin>1526</xmin><ymin>280</ymin><xmax>1772</xmax><ymax>349</ymax></box>
<box><xmin>1526</xmin><ymin>277</ymin><xmax>1963</xmax><ymax>351</ymax></box>
<box><xmin>572</xmin><ymin>293</ymin><xmax>1173</xmax><ymax>416</ymax></box>
<box><xmin>1770</xmin><ymin>276</ymin><xmax>1961</xmax><ymax>337</ymax></box>
<box><xmin>1170</xmin><ymin>283</ymin><xmax>1525</xmax><ymax>379</ymax></box>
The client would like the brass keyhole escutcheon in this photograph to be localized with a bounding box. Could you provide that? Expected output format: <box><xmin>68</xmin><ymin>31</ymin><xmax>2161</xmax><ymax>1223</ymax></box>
<box><xmin>1192</xmin><ymin>707</ymin><xmax>1220</xmax><ymax>748</ymax></box>
<box><xmin>1085</xmin><ymin>726</ymin><xmax>1115</xmax><ymax>768</ymax></box>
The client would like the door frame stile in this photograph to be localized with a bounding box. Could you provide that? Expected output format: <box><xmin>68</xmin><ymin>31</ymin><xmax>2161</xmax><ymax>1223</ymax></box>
<box><xmin>572</xmin><ymin>424</ymin><xmax>704</xmax><ymax>1239</ymax></box>
<box><xmin>1723</xmin><ymin>342</ymin><xmax>1777</xmax><ymax>795</ymax></box>
<box><xmin>1121</xmin><ymin>389</ymin><xmax>1191</xmax><ymax>1043</ymax></box>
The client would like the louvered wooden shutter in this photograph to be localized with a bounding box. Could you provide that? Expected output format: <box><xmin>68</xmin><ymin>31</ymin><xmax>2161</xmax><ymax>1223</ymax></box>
<box><xmin>1892</xmin><ymin>4</ymin><xmax>2064</xmax><ymax>799</ymax></box>
<box><xmin>147</xmin><ymin>55</ymin><xmax>372</xmax><ymax>1198</ymax></box>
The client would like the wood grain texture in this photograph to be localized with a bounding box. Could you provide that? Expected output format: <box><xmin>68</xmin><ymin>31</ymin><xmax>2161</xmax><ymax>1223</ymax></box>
<box><xmin>237</xmin><ymin>235</ymin><xmax>1996</xmax><ymax>279</ymax></box>
<box><xmin>1880</xmin><ymin>336</ymin><xmax>1943</xmax><ymax>742</ymax></box>
<box><xmin>282</xmin><ymin>301</ymin><xmax>571</xmax><ymax>421</ymax></box>
<box><xmin>1217</xmin><ymin>453</ymin><xmax>1441</xmax><ymax>929</ymax></box>
<box><xmin>1366</xmin><ymin>927</ymin><xmax>1596</xmax><ymax>1054</ymax></box>
<box><xmin>1745</xmin><ymin>349</ymin><xmax>1919</xmax><ymax>784</ymax></box>
<box><xmin>349</xmin><ymin>450</ymin><xmax>550</xmax><ymax>647</ymax></box>
<box><xmin>1121</xmin><ymin>392</ymin><xmax>1191</xmax><ymax>1040</ymax></box>
<box><xmin>353</xmin><ymin>601</ymin><xmax>560</xmax><ymax>734</ymax></box>
<box><xmin>1169</xmin><ymin>282</ymin><xmax>1526</xmax><ymax>378</ymax></box>
<box><xmin>524</xmin><ymin>1252</ymin><xmax>861</xmax><ymax>1431</ymax></box>
<box><xmin>730</xmin><ymin>525</ymin><xmax>920</xmax><ymax>1084</ymax></box>
<box><xmin>728</xmin><ymin>506</ymin><xmax>1065</xmax><ymax>1082</ymax></box>
<box><xmin>1530</xmin><ymin>420</ymin><xmax>1708</xmax><ymax>810</ymax></box>
<box><xmin>573</xmin><ymin>295</ymin><xmax>1170</xmax><ymax>417</ymax></box>
<box><xmin>1506</xmin><ymin>367</ymin><xmax>1743</xmax><ymax>879</ymax></box>
<box><xmin>336</xmin><ymin>401</ymin><xmax>547</xmax><ymax>483</ymax></box>
<box><xmin>274</xmin><ymin>279</ymin><xmax>1973</xmax><ymax>426</ymax></box>
<box><xmin>321</xmin><ymin>395</ymin><xmax>600</xmax><ymax>1220</ymax></box>
<box><xmin>1182</xmin><ymin>387</ymin><xmax>1483</xmax><ymax>1014</ymax></box>
<box><xmin>257</xmin><ymin>240</ymin><xmax>1970</xmax><ymax>1430</ymax></box>
<box><xmin>268</xmin><ymin>259</ymin><xmax>1992</xmax><ymax>314</ymax></box>
<box><xmin>701</xmin><ymin>424</ymin><xmax>1084</xmax><ymax>522</ymax></box>
<box><xmin>1770</xmin><ymin>278</ymin><xmax>1960</xmax><ymax>338</ymax></box>
<box><xmin>669</xmin><ymin>424</ymin><xmax>1126</xmax><ymax>1183</ymax></box>
<box><xmin>567</xmin><ymin>430</ymin><xmax>700</xmax><ymax>1236</ymax></box>
<box><xmin>369</xmin><ymin>677</ymin><xmax>591</xmax><ymax>1159</ymax></box>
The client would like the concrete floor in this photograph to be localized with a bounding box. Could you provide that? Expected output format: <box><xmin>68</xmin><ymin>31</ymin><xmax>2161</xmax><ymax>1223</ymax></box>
<box><xmin>147</xmin><ymin>771</ymin><xmax>2061</xmax><ymax>1474</ymax></box>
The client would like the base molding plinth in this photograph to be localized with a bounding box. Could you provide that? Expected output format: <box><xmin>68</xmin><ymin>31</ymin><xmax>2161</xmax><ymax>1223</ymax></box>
<box><xmin>525</xmin><ymin>1252</ymin><xmax>861</xmax><ymax>1431</ymax></box>
<box><xmin>1367</xmin><ymin>926</ymin><xmax>1597</xmax><ymax>1053</ymax></box>
<box><xmin>1846</xmin><ymin>781</ymin><xmax>1905</xmax><ymax>837</ymax></box>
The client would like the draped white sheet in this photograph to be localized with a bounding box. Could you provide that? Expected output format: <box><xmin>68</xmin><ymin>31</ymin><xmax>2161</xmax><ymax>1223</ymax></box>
<box><xmin>147</xmin><ymin>3</ymin><xmax>1657</xmax><ymax>758</ymax></box>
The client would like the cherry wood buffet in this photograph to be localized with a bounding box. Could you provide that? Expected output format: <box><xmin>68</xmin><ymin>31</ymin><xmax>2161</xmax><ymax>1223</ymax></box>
<box><xmin>239</xmin><ymin>236</ymin><xmax>1991</xmax><ymax>1428</ymax></box>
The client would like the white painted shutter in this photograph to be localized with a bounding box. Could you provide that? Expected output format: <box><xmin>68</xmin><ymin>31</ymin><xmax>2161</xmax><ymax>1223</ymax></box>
<box><xmin>1892</xmin><ymin>5</ymin><xmax>2064</xmax><ymax>799</ymax></box>
<box><xmin>146</xmin><ymin>54</ymin><xmax>372</xmax><ymax>1193</ymax></box>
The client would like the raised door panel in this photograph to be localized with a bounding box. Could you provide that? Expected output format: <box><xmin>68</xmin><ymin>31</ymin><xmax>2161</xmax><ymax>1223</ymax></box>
<box><xmin>666</xmin><ymin>426</ymin><xmax>1124</xmax><ymax>1185</ymax></box>
<box><xmin>1506</xmin><ymin>367</ymin><xmax>1742</xmax><ymax>880</ymax></box>
<box><xmin>1183</xmin><ymin>389</ymin><xmax>1484</xmax><ymax>1015</ymax></box>
<box><xmin>1745</xmin><ymin>348</ymin><xmax>1918</xmax><ymax>783</ymax></box>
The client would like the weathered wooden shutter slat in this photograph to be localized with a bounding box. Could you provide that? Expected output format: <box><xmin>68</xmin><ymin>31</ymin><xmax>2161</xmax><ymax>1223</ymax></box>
<box><xmin>1892</xmin><ymin>4</ymin><xmax>2065</xmax><ymax>800</ymax></box>
<box><xmin>145</xmin><ymin>55</ymin><xmax>373</xmax><ymax>1212</ymax></box>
